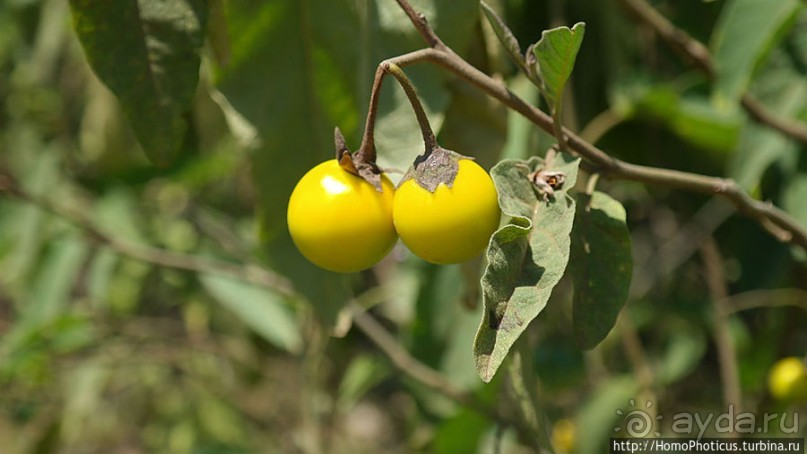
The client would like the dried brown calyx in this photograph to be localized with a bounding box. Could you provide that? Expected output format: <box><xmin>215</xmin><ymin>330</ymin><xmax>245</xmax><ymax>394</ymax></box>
<box><xmin>334</xmin><ymin>127</ymin><xmax>384</xmax><ymax>192</ymax></box>
<box><xmin>398</xmin><ymin>146</ymin><xmax>470</xmax><ymax>192</ymax></box>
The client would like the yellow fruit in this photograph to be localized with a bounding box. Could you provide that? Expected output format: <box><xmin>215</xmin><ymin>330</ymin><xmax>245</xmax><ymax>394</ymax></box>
<box><xmin>552</xmin><ymin>419</ymin><xmax>576</xmax><ymax>454</ymax></box>
<box><xmin>287</xmin><ymin>160</ymin><xmax>396</xmax><ymax>273</ymax></box>
<box><xmin>767</xmin><ymin>357</ymin><xmax>807</xmax><ymax>402</ymax></box>
<box><xmin>393</xmin><ymin>159</ymin><xmax>500</xmax><ymax>264</ymax></box>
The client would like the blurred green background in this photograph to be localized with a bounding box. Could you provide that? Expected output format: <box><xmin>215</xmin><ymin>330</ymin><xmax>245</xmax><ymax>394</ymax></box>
<box><xmin>0</xmin><ymin>0</ymin><xmax>806</xmax><ymax>452</ymax></box>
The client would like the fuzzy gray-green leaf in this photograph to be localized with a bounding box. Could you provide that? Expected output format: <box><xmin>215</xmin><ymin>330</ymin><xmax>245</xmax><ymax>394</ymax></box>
<box><xmin>69</xmin><ymin>0</ymin><xmax>207</xmax><ymax>166</ymax></box>
<box><xmin>570</xmin><ymin>191</ymin><xmax>632</xmax><ymax>350</ymax></box>
<box><xmin>474</xmin><ymin>153</ymin><xmax>580</xmax><ymax>382</ymax></box>
<box><xmin>531</xmin><ymin>22</ymin><xmax>585</xmax><ymax>113</ymax></box>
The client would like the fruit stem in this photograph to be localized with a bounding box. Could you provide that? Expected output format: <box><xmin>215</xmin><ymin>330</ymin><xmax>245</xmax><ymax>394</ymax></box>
<box><xmin>357</xmin><ymin>60</ymin><xmax>438</xmax><ymax>164</ymax></box>
<box><xmin>383</xmin><ymin>61</ymin><xmax>438</xmax><ymax>153</ymax></box>
<box><xmin>357</xmin><ymin>65</ymin><xmax>386</xmax><ymax>165</ymax></box>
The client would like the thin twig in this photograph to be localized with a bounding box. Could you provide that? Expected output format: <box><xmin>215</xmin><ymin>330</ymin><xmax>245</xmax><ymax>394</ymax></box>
<box><xmin>631</xmin><ymin>196</ymin><xmax>735</xmax><ymax>298</ymax></box>
<box><xmin>616</xmin><ymin>0</ymin><xmax>713</xmax><ymax>75</ymax></box>
<box><xmin>387</xmin><ymin>0</ymin><xmax>807</xmax><ymax>252</ymax></box>
<box><xmin>619</xmin><ymin>312</ymin><xmax>657</xmax><ymax>419</ymax></box>
<box><xmin>393</xmin><ymin>0</ymin><xmax>444</xmax><ymax>49</ymax></box>
<box><xmin>300</xmin><ymin>311</ymin><xmax>328</xmax><ymax>454</ymax></box>
<box><xmin>740</xmin><ymin>95</ymin><xmax>807</xmax><ymax>144</ymax></box>
<box><xmin>0</xmin><ymin>174</ymin><xmax>296</xmax><ymax>297</ymax></box>
<box><xmin>579</xmin><ymin>108</ymin><xmax>625</xmax><ymax>144</ymax></box>
<box><xmin>699</xmin><ymin>238</ymin><xmax>743</xmax><ymax>415</ymax></box>
<box><xmin>726</xmin><ymin>288</ymin><xmax>807</xmax><ymax>314</ymax></box>
<box><xmin>615</xmin><ymin>0</ymin><xmax>807</xmax><ymax>144</ymax></box>
<box><xmin>350</xmin><ymin>305</ymin><xmax>480</xmax><ymax>407</ymax></box>
<box><xmin>349</xmin><ymin>303</ymin><xmax>539</xmax><ymax>444</ymax></box>
<box><xmin>584</xmin><ymin>172</ymin><xmax>600</xmax><ymax>196</ymax></box>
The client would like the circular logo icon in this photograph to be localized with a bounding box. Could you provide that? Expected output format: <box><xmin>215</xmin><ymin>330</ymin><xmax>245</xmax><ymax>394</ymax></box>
<box><xmin>614</xmin><ymin>399</ymin><xmax>663</xmax><ymax>438</ymax></box>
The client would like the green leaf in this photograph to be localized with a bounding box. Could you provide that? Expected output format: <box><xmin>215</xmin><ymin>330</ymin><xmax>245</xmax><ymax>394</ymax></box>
<box><xmin>23</xmin><ymin>235</ymin><xmax>89</xmax><ymax>325</ymax></box>
<box><xmin>69</xmin><ymin>0</ymin><xmax>208</xmax><ymax>166</ymax></box>
<box><xmin>5</xmin><ymin>150</ymin><xmax>59</xmax><ymax>286</ymax></box>
<box><xmin>433</xmin><ymin>379</ymin><xmax>500</xmax><ymax>453</ymax></box>
<box><xmin>655</xmin><ymin>322</ymin><xmax>707</xmax><ymax>385</ymax></box>
<box><xmin>62</xmin><ymin>360</ymin><xmax>109</xmax><ymax>442</ymax></box>
<box><xmin>507</xmin><ymin>342</ymin><xmax>555</xmax><ymax>452</ymax></box>
<box><xmin>196</xmin><ymin>393</ymin><xmax>247</xmax><ymax>445</ymax></box>
<box><xmin>575</xmin><ymin>376</ymin><xmax>640</xmax><ymax>454</ymax></box>
<box><xmin>474</xmin><ymin>153</ymin><xmax>580</xmax><ymax>382</ymax></box>
<box><xmin>531</xmin><ymin>22</ymin><xmax>585</xmax><ymax>113</ymax></box>
<box><xmin>710</xmin><ymin>0</ymin><xmax>802</xmax><ymax>109</ymax></box>
<box><xmin>727</xmin><ymin>49</ymin><xmax>807</xmax><ymax>189</ymax></box>
<box><xmin>570</xmin><ymin>191</ymin><xmax>632</xmax><ymax>350</ymax></box>
<box><xmin>613</xmin><ymin>81</ymin><xmax>742</xmax><ymax>153</ymax></box>
<box><xmin>200</xmin><ymin>274</ymin><xmax>302</xmax><ymax>354</ymax></box>
<box><xmin>335</xmin><ymin>355</ymin><xmax>390</xmax><ymax>413</ymax></box>
<box><xmin>433</xmin><ymin>407</ymin><xmax>489</xmax><ymax>453</ymax></box>
<box><xmin>480</xmin><ymin>1</ymin><xmax>526</xmax><ymax>73</ymax></box>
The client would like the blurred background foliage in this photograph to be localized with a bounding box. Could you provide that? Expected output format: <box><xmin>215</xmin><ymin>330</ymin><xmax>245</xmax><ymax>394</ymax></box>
<box><xmin>0</xmin><ymin>0</ymin><xmax>806</xmax><ymax>452</ymax></box>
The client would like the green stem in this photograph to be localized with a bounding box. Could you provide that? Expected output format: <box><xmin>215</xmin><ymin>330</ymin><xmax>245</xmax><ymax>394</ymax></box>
<box><xmin>551</xmin><ymin>106</ymin><xmax>569</xmax><ymax>156</ymax></box>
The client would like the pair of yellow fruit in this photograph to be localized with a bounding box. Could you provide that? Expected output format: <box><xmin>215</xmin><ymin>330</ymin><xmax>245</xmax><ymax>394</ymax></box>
<box><xmin>287</xmin><ymin>158</ymin><xmax>500</xmax><ymax>273</ymax></box>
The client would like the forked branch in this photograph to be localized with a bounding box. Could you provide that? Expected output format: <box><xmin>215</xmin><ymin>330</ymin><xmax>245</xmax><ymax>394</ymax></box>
<box><xmin>387</xmin><ymin>0</ymin><xmax>807</xmax><ymax>251</ymax></box>
<box><xmin>615</xmin><ymin>0</ymin><xmax>807</xmax><ymax>144</ymax></box>
<box><xmin>0</xmin><ymin>173</ymin><xmax>296</xmax><ymax>296</ymax></box>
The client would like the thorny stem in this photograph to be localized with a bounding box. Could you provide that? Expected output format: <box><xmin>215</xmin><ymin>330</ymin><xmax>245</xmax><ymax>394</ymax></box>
<box><xmin>615</xmin><ymin>0</ymin><xmax>807</xmax><ymax>145</ymax></box>
<box><xmin>386</xmin><ymin>0</ymin><xmax>807</xmax><ymax>252</ymax></box>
